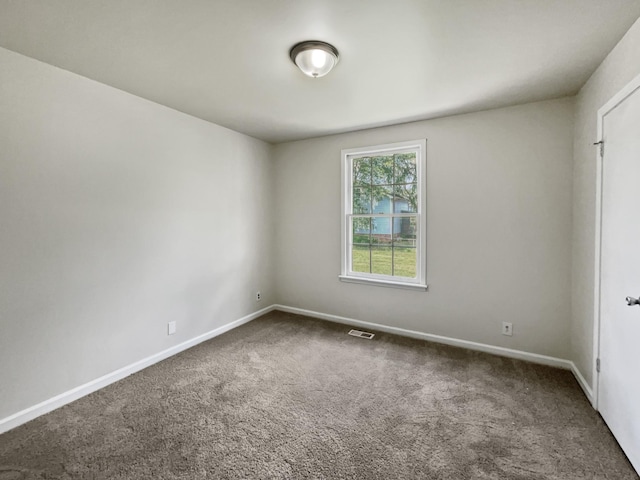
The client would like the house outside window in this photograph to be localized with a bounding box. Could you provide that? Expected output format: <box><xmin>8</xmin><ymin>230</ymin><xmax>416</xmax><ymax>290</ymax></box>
<box><xmin>340</xmin><ymin>139</ymin><xmax>427</xmax><ymax>290</ymax></box>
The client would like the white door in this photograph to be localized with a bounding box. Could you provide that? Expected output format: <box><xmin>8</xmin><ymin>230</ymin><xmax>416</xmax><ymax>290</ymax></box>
<box><xmin>599</xmin><ymin>80</ymin><xmax>640</xmax><ymax>474</ymax></box>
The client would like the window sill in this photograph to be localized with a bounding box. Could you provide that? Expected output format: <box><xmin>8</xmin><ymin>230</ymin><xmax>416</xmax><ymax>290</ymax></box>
<box><xmin>338</xmin><ymin>275</ymin><xmax>428</xmax><ymax>291</ymax></box>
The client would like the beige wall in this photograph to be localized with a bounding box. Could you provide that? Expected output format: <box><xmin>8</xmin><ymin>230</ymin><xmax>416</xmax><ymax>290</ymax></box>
<box><xmin>572</xmin><ymin>17</ymin><xmax>640</xmax><ymax>388</ymax></box>
<box><xmin>273</xmin><ymin>98</ymin><xmax>574</xmax><ymax>359</ymax></box>
<box><xmin>0</xmin><ymin>47</ymin><xmax>274</xmax><ymax>419</ymax></box>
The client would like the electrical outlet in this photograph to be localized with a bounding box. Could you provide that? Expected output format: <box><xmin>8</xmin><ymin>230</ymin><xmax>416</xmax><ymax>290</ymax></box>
<box><xmin>168</xmin><ymin>321</ymin><xmax>177</xmax><ymax>335</ymax></box>
<box><xmin>256</xmin><ymin>291</ymin><xmax>262</xmax><ymax>301</ymax></box>
<box><xmin>502</xmin><ymin>322</ymin><xmax>513</xmax><ymax>336</ymax></box>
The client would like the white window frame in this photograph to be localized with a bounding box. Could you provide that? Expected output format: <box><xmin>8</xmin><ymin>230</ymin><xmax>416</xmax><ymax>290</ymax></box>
<box><xmin>339</xmin><ymin>139</ymin><xmax>427</xmax><ymax>291</ymax></box>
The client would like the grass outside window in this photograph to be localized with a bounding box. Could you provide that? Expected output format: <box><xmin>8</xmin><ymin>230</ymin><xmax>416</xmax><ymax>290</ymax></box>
<box><xmin>351</xmin><ymin>245</ymin><xmax>417</xmax><ymax>278</ymax></box>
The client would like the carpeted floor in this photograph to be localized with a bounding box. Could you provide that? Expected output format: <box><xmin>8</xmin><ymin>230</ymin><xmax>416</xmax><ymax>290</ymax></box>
<box><xmin>0</xmin><ymin>311</ymin><xmax>636</xmax><ymax>479</ymax></box>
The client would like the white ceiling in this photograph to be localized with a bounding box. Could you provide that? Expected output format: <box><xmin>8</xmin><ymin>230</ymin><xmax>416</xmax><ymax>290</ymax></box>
<box><xmin>0</xmin><ymin>1</ymin><xmax>639</xmax><ymax>143</ymax></box>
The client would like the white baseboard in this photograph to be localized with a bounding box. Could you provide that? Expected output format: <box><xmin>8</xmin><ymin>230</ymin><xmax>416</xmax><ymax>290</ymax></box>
<box><xmin>275</xmin><ymin>305</ymin><xmax>596</xmax><ymax>407</ymax></box>
<box><xmin>1</xmin><ymin>303</ymin><xmax>596</xmax><ymax>434</ymax></box>
<box><xmin>570</xmin><ymin>362</ymin><xmax>595</xmax><ymax>407</ymax></box>
<box><xmin>0</xmin><ymin>305</ymin><xmax>275</xmax><ymax>435</ymax></box>
<box><xmin>273</xmin><ymin>305</ymin><xmax>595</xmax><ymax>392</ymax></box>
<box><xmin>276</xmin><ymin>305</ymin><xmax>597</xmax><ymax>407</ymax></box>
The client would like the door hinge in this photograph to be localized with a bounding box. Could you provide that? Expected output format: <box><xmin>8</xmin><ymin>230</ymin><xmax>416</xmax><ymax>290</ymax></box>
<box><xmin>596</xmin><ymin>358</ymin><xmax>601</xmax><ymax>373</ymax></box>
<box><xmin>593</xmin><ymin>140</ymin><xmax>604</xmax><ymax>157</ymax></box>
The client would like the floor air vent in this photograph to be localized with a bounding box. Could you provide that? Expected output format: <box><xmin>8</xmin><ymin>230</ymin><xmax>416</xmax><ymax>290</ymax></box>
<box><xmin>348</xmin><ymin>329</ymin><xmax>375</xmax><ymax>340</ymax></box>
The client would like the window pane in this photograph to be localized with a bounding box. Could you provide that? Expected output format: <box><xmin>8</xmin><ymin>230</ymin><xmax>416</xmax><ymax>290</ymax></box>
<box><xmin>393</xmin><ymin>247</ymin><xmax>416</xmax><ymax>278</ymax></box>
<box><xmin>394</xmin><ymin>153</ymin><xmax>417</xmax><ymax>184</ymax></box>
<box><xmin>371</xmin><ymin>155</ymin><xmax>394</xmax><ymax>185</ymax></box>
<box><xmin>353</xmin><ymin>157</ymin><xmax>371</xmax><ymax>186</ymax></box>
<box><xmin>393</xmin><ymin>216</ymin><xmax>417</xmax><ymax>247</ymax></box>
<box><xmin>371</xmin><ymin>217</ymin><xmax>391</xmax><ymax>245</ymax></box>
<box><xmin>353</xmin><ymin>186</ymin><xmax>372</xmax><ymax>214</ymax></box>
<box><xmin>351</xmin><ymin>245</ymin><xmax>371</xmax><ymax>273</ymax></box>
<box><xmin>372</xmin><ymin>186</ymin><xmax>393</xmax><ymax>214</ymax></box>
<box><xmin>394</xmin><ymin>184</ymin><xmax>418</xmax><ymax>213</ymax></box>
<box><xmin>371</xmin><ymin>247</ymin><xmax>393</xmax><ymax>275</ymax></box>
<box><xmin>352</xmin><ymin>217</ymin><xmax>371</xmax><ymax>245</ymax></box>
<box><xmin>343</xmin><ymin>140</ymin><xmax>424</xmax><ymax>285</ymax></box>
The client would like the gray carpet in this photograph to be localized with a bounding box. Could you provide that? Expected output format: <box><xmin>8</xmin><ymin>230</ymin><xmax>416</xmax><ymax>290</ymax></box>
<box><xmin>0</xmin><ymin>311</ymin><xmax>636</xmax><ymax>479</ymax></box>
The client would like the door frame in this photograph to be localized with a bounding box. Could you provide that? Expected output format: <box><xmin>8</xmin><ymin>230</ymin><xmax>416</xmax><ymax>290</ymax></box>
<box><xmin>593</xmin><ymin>72</ymin><xmax>640</xmax><ymax>410</ymax></box>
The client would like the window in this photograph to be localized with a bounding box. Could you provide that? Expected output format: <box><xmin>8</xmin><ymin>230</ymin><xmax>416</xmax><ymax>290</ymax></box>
<box><xmin>340</xmin><ymin>139</ymin><xmax>427</xmax><ymax>290</ymax></box>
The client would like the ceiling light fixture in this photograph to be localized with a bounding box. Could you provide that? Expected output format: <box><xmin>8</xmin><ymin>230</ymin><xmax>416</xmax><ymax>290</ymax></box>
<box><xmin>289</xmin><ymin>41</ymin><xmax>339</xmax><ymax>78</ymax></box>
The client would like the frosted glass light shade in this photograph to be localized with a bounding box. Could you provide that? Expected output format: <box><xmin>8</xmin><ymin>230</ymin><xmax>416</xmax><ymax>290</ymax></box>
<box><xmin>290</xmin><ymin>41</ymin><xmax>339</xmax><ymax>78</ymax></box>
